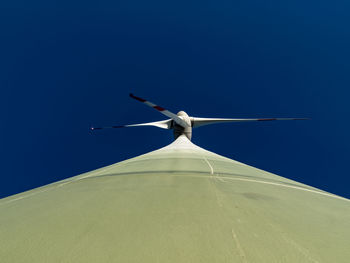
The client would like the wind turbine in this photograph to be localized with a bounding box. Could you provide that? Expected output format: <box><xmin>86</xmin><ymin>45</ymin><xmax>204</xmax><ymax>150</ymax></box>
<box><xmin>91</xmin><ymin>93</ymin><xmax>308</xmax><ymax>140</ymax></box>
<box><xmin>2</xmin><ymin>93</ymin><xmax>350</xmax><ymax>263</ymax></box>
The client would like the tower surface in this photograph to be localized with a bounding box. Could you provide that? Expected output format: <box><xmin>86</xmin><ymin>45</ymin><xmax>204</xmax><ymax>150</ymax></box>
<box><xmin>1</xmin><ymin>135</ymin><xmax>349</xmax><ymax>262</ymax></box>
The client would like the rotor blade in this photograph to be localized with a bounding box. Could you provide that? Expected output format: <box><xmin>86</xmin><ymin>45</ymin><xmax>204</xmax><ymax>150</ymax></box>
<box><xmin>91</xmin><ymin>119</ymin><xmax>172</xmax><ymax>130</ymax></box>
<box><xmin>129</xmin><ymin>93</ymin><xmax>189</xmax><ymax>128</ymax></box>
<box><xmin>192</xmin><ymin>117</ymin><xmax>309</xmax><ymax>128</ymax></box>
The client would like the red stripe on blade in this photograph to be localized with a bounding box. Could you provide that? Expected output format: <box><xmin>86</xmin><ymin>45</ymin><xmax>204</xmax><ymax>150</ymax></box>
<box><xmin>258</xmin><ymin>118</ymin><xmax>276</xmax><ymax>121</ymax></box>
<box><xmin>129</xmin><ymin>93</ymin><xmax>146</xmax><ymax>102</ymax></box>
<box><xmin>153</xmin><ymin>105</ymin><xmax>165</xmax><ymax>111</ymax></box>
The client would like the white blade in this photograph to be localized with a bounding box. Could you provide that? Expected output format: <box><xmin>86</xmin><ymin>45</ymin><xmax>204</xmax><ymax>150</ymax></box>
<box><xmin>91</xmin><ymin>119</ymin><xmax>172</xmax><ymax>130</ymax></box>
<box><xmin>192</xmin><ymin>117</ymin><xmax>309</xmax><ymax>128</ymax></box>
<box><xmin>130</xmin><ymin>93</ymin><xmax>189</xmax><ymax>128</ymax></box>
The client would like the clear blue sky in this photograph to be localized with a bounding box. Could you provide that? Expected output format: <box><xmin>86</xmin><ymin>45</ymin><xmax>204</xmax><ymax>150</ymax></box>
<box><xmin>1</xmin><ymin>0</ymin><xmax>350</xmax><ymax>199</ymax></box>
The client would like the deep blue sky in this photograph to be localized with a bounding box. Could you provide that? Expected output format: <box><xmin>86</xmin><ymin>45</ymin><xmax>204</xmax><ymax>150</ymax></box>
<box><xmin>1</xmin><ymin>0</ymin><xmax>350</xmax><ymax>199</ymax></box>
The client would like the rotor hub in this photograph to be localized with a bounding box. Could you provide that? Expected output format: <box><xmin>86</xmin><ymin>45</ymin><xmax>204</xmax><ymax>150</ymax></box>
<box><xmin>173</xmin><ymin>111</ymin><xmax>192</xmax><ymax>140</ymax></box>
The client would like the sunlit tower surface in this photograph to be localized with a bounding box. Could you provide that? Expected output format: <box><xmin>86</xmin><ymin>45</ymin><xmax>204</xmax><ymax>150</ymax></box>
<box><xmin>1</xmin><ymin>94</ymin><xmax>349</xmax><ymax>262</ymax></box>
